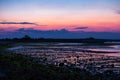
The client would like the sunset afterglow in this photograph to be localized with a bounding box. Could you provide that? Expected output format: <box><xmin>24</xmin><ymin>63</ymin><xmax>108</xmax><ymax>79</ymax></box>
<box><xmin>0</xmin><ymin>0</ymin><xmax>120</xmax><ymax>32</ymax></box>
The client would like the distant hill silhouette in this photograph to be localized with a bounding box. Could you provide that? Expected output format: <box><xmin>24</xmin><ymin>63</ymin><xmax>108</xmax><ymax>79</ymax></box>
<box><xmin>0</xmin><ymin>28</ymin><xmax>120</xmax><ymax>39</ymax></box>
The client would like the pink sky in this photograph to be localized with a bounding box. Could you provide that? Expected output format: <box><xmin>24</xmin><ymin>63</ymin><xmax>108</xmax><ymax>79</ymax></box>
<box><xmin>0</xmin><ymin>0</ymin><xmax>120</xmax><ymax>32</ymax></box>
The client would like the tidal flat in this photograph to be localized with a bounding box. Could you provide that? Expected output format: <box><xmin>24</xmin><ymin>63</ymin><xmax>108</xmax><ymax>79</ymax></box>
<box><xmin>8</xmin><ymin>42</ymin><xmax>120</xmax><ymax>74</ymax></box>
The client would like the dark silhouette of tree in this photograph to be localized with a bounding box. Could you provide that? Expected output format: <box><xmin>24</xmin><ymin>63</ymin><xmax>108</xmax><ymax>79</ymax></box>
<box><xmin>22</xmin><ymin>35</ymin><xmax>31</xmax><ymax>39</ymax></box>
<box><xmin>20</xmin><ymin>35</ymin><xmax>32</xmax><ymax>42</ymax></box>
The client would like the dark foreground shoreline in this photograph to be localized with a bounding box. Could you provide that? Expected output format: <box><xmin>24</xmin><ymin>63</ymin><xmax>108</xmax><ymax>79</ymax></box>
<box><xmin>0</xmin><ymin>53</ymin><xmax>120</xmax><ymax>80</ymax></box>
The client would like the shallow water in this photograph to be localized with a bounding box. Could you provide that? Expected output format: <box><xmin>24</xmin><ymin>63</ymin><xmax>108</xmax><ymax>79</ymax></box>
<box><xmin>87</xmin><ymin>45</ymin><xmax>120</xmax><ymax>56</ymax></box>
<box><xmin>8</xmin><ymin>42</ymin><xmax>120</xmax><ymax>57</ymax></box>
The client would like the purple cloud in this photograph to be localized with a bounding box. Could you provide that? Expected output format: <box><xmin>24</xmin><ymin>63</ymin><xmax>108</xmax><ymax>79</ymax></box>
<box><xmin>115</xmin><ymin>10</ymin><xmax>120</xmax><ymax>14</ymax></box>
<box><xmin>0</xmin><ymin>21</ymin><xmax>47</xmax><ymax>26</ymax></box>
<box><xmin>0</xmin><ymin>21</ymin><xmax>35</xmax><ymax>24</ymax></box>
<box><xmin>74</xmin><ymin>27</ymin><xmax>88</xmax><ymax>29</ymax></box>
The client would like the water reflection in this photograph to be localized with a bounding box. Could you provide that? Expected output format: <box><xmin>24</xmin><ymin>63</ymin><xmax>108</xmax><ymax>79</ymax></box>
<box><xmin>87</xmin><ymin>45</ymin><xmax>120</xmax><ymax>57</ymax></box>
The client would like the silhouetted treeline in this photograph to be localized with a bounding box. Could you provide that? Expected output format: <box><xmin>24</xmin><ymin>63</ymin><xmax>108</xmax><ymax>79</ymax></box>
<box><xmin>0</xmin><ymin>35</ymin><xmax>120</xmax><ymax>43</ymax></box>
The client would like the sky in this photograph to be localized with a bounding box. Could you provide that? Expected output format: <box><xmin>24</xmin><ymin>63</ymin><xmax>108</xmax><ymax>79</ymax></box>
<box><xmin>0</xmin><ymin>0</ymin><xmax>120</xmax><ymax>32</ymax></box>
